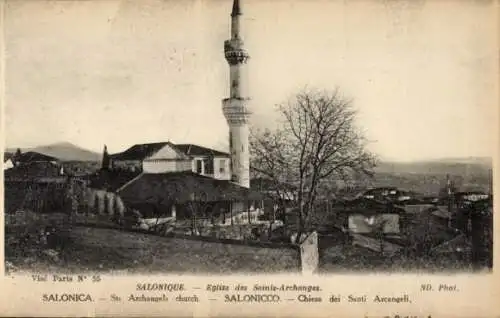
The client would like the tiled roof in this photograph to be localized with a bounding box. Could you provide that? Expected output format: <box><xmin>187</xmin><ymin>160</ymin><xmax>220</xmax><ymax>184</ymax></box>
<box><xmin>61</xmin><ymin>161</ymin><xmax>101</xmax><ymax>175</ymax></box>
<box><xmin>118</xmin><ymin>171</ymin><xmax>263</xmax><ymax>204</ymax></box>
<box><xmin>4</xmin><ymin>152</ymin><xmax>14</xmax><ymax>162</ymax></box>
<box><xmin>110</xmin><ymin>142</ymin><xmax>170</xmax><ymax>161</ymax></box>
<box><xmin>174</xmin><ymin>144</ymin><xmax>230</xmax><ymax>158</ymax></box>
<box><xmin>88</xmin><ymin>169</ymin><xmax>142</xmax><ymax>192</ymax></box>
<box><xmin>336</xmin><ymin>198</ymin><xmax>406</xmax><ymax>215</ymax></box>
<box><xmin>4</xmin><ymin>162</ymin><xmax>65</xmax><ymax>181</ymax></box>
<box><xmin>16</xmin><ymin>151</ymin><xmax>59</xmax><ymax>164</ymax></box>
<box><xmin>430</xmin><ymin>234</ymin><xmax>472</xmax><ymax>254</ymax></box>
<box><xmin>430</xmin><ymin>206</ymin><xmax>451</xmax><ymax>219</ymax></box>
<box><xmin>110</xmin><ymin>142</ymin><xmax>227</xmax><ymax>161</ymax></box>
<box><xmin>250</xmin><ymin>177</ymin><xmax>297</xmax><ymax>192</ymax></box>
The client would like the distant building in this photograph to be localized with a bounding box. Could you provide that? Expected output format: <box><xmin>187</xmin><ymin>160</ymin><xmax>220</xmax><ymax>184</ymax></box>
<box><xmin>3</xmin><ymin>153</ymin><xmax>14</xmax><ymax>170</ymax></box>
<box><xmin>108</xmin><ymin>142</ymin><xmax>231</xmax><ymax>180</ymax></box>
<box><xmin>250</xmin><ymin>177</ymin><xmax>298</xmax><ymax>202</ymax></box>
<box><xmin>4</xmin><ymin>162</ymin><xmax>69</xmax><ymax>215</ymax></box>
<box><xmin>11</xmin><ymin>151</ymin><xmax>59</xmax><ymax>167</ymax></box>
<box><xmin>358</xmin><ymin>187</ymin><xmax>422</xmax><ymax>204</ymax></box>
<box><xmin>359</xmin><ymin>187</ymin><xmax>399</xmax><ymax>200</ymax></box>
<box><xmin>333</xmin><ymin>198</ymin><xmax>406</xmax><ymax>234</ymax></box>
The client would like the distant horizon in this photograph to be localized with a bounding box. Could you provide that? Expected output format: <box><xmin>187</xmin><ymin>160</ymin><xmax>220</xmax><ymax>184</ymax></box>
<box><xmin>4</xmin><ymin>0</ymin><xmax>497</xmax><ymax>162</ymax></box>
<box><xmin>3</xmin><ymin>140</ymin><xmax>493</xmax><ymax>164</ymax></box>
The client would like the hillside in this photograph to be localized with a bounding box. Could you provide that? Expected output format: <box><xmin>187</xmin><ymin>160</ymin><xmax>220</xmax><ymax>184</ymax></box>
<box><xmin>375</xmin><ymin>158</ymin><xmax>492</xmax><ymax>176</ymax></box>
<box><xmin>5</xmin><ymin>142</ymin><xmax>101</xmax><ymax>162</ymax></box>
<box><xmin>4</xmin><ymin>141</ymin><xmax>492</xmax><ymax>178</ymax></box>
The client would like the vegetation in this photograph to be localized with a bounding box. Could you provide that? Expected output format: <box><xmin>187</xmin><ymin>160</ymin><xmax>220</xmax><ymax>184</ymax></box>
<box><xmin>251</xmin><ymin>88</ymin><xmax>376</xmax><ymax>242</ymax></box>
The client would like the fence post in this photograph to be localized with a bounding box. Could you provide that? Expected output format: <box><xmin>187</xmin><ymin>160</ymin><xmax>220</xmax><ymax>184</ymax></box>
<box><xmin>299</xmin><ymin>231</ymin><xmax>319</xmax><ymax>275</ymax></box>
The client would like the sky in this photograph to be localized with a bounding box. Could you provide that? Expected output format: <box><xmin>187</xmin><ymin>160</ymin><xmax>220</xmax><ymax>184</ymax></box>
<box><xmin>3</xmin><ymin>0</ymin><xmax>498</xmax><ymax>161</ymax></box>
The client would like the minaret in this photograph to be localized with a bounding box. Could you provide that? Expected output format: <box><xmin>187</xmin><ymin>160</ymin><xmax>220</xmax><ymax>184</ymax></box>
<box><xmin>222</xmin><ymin>0</ymin><xmax>251</xmax><ymax>188</ymax></box>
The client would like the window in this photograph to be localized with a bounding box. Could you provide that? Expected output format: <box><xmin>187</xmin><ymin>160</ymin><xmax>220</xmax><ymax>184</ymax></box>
<box><xmin>219</xmin><ymin>159</ymin><xmax>226</xmax><ymax>174</ymax></box>
<box><xmin>204</xmin><ymin>157</ymin><xmax>214</xmax><ymax>175</ymax></box>
<box><xmin>196</xmin><ymin>159</ymin><xmax>203</xmax><ymax>174</ymax></box>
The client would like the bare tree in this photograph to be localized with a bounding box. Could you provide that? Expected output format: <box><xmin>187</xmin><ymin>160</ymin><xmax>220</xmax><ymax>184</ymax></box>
<box><xmin>251</xmin><ymin>88</ymin><xmax>376</xmax><ymax>242</ymax></box>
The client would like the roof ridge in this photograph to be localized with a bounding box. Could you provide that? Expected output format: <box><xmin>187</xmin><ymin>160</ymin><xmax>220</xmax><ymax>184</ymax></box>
<box><xmin>166</xmin><ymin>141</ymin><xmax>192</xmax><ymax>159</ymax></box>
<box><xmin>132</xmin><ymin>141</ymin><xmax>169</xmax><ymax>146</ymax></box>
<box><xmin>115</xmin><ymin>172</ymin><xmax>145</xmax><ymax>193</ymax></box>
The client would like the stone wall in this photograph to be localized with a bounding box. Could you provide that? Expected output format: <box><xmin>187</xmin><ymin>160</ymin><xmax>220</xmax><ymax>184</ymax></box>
<box><xmin>404</xmin><ymin>204</ymin><xmax>435</xmax><ymax>214</ymax></box>
<box><xmin>85</xmin><ymin>188</ymin><xmax>126</xmax><ymax>217</ymax></box>
<box><xmin>199</xmin><ymin>223</ymin><xmax>268</xmax><ymax>240</ymax></box>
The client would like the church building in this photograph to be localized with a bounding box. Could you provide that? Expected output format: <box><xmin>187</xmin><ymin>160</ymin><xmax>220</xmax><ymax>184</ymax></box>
<box><xmin>107</xmin><ymin>141</ymin><xmax>231</xmax><ymax>180</ymax></box>
<box><xmin>85</xmin><ymin>0</ymin><xmax>268</xmax><ymax>231</ymax></box>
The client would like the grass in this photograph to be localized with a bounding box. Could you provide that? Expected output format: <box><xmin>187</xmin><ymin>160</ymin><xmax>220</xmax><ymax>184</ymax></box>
<box><xmin>318</xmin><ymin>243</ymin><xmax>477</xmax><ymax>274</ymax></box>
<box><xmin>6</xmin><ymin>225</ymin><xmax>300</xmax><ymax>274</ymax></box>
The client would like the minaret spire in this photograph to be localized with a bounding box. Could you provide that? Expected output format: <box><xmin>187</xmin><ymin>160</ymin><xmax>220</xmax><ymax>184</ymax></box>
<box><xmin>222</xmin><ymin>0</ymin><xmax>251</xmax><ymax>188</ymax></box>
<box><xmin>231</xmin><ymin>0</ymin><xmax>242</xmax><ymax>17</ymax></box>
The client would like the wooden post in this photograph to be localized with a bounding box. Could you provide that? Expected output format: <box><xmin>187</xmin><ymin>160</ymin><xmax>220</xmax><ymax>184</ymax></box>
<box><xmin>230</xmin><ymin>201</ymin><xmax>233</xmax><ymax>225</ymax></box>
<box><xmin>272</xmin><ymin>203</ymin><xmax>276</xmax><ymax>224</ymax></box>
<box><xmin>247</xmin><ymin>201</ymin><xmax>251</xmax><ymax>224</ymax></box>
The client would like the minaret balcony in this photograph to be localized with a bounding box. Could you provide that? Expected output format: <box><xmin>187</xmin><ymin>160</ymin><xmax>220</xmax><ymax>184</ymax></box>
<box><xmin>222</xmin><ymin>98</ymin><xmax>251</xmax><ymax>123</ymax></box>
<box><xmin>224</xmin><ymin>40</ymin><xmax>249</xmax><ymax>65</ymax></box>
<box><xmin>225</xmin><ymin>50</ymin><xmax>249</xmax><ymax>65</ymax></box>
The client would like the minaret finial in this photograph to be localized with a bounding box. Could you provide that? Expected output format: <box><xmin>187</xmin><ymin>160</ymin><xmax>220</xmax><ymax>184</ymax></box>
<box><xmin>231</xmin><ymin>0</ymin><xmax>241</xmax><ymax>17</ymax></box>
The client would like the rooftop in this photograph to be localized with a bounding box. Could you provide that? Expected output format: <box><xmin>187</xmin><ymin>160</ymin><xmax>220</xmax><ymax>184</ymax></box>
<box><xmin>118</xmin><ymin>171</ymin><xmax>263</xmax><ymax>204</ymax></box>
<box><xmin>174</xmin><ymin>144</ymin><xmax>230</xmax><ymax>158</ymax></box>
<box><xmin>250</xmin><ymin>177</ymin><xmax>298</xmax><ymax>192</ymax></box>
<box><xmin>336</xmin><ymin>198</ymin><xmax>406</xmax><ymax>215</ymax></box>
<box><xmin>4</xmin><ymin>162</ymin><xmax>65</xmax><ymax>181</ymax></box>
<box><xmin>110</xmin><ymin>142</ymin><xmax>229</xmax><ymax>161</ymax></box>
<box><xmin>4</xmin><ymin>152</ymin><xmax>14</xmax><ymax>162</ymax></box>
<box><xmin>109</xmin><ymin>142</ymin><xmax>171</xmax><ymax>161</ymax></box>
<box><xmin>14</xmin><ymin>151</ymin><xmax>59</xmax><ymax>164</ymax></box>
<box><xmin>88</xmin><ymin>169</ymin><xmax>142</xmax><ymax>192</ymax></box>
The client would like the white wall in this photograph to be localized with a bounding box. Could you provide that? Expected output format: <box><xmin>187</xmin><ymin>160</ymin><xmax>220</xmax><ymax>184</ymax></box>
<box><xmin>4</xmin><ymin>159</ymin><xmax>14</xmax><ymax>170</ymax></box>
<box><xmin>148</xmin><ymin>144</ymin><xmax>185</xmax><ymax>160</ymax></box>
<box><xmin>229</xmin><ymin>124</ymin><xmax>250</xmax><ymax>188</ymax></box>
<box><xmin>143</xmin><ymin>159</ymin><xmax>192</xmax><ymax>173</ymax></box>
<box><xmin>213</xmin><ymin>157</ymin><xmax>231</xmax><ymax>180</ymax></box>
<box><xmin>190</xmin><ymin>156</ymin><xmax>231</xmax><ymax>180</ymax></box>
<box><xmin>348</xmin><ymin>214</ymin><xmax>400</xmax><ymax>234</ymax></box>
<box><xmin>86</xmin><ymin>188</ymin><xmax>126</xmax><ymax>217</ymax></box>
<box><xmin>143</xmin><ymin>143</ymin><xmax>193</xmax><ymax>174</ymax></box>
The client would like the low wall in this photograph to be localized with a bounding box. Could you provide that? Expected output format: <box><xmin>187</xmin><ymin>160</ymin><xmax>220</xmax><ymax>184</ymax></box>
<box><xmin>404</xmin><ymin>204</ymin><xmax>435</xmax><ymax>214</ymax></box>
<box><xmin>85</xmin><ymin>188</ymin><xmax>126</xmax><ymax>217</ymax></box>
<box><xmin>70</xmin><ymin>226</ymin><xmax>301</xmax><ymax>274</ymax></box>
<box><xmin>196</xmin><ymin>223</ymin><xmax>266</xmax><ymax>240</ymax></box>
